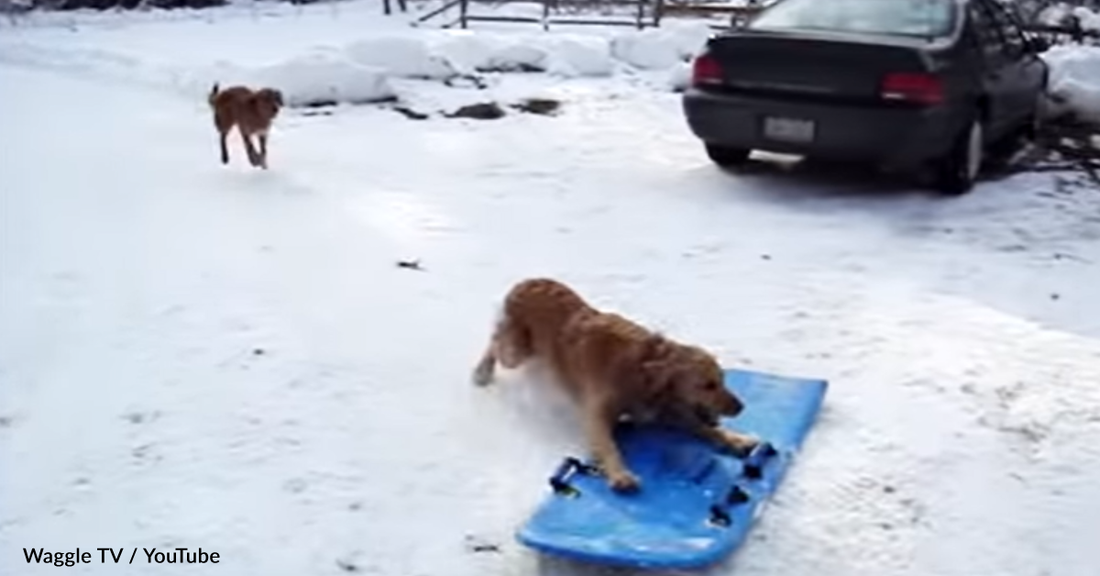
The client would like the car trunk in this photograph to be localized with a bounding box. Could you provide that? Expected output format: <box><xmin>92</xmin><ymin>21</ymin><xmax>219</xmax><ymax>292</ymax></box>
<box><xmin>702</xmin><ymin>31</ymin><xmax>937</xmax><ymax>106</ymax></box>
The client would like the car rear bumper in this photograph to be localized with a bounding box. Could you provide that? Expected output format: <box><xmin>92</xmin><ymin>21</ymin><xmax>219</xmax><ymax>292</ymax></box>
<box><xmin>681</xmin><ymin>87</ymin><xmax>961</xmax><ymax>169</ymax></box>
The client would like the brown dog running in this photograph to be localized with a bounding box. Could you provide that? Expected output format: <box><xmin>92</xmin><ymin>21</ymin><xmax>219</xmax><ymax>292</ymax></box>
<box><xmin>207</xmin><ymin>83</ymin><xmax>284</xmax><ymax>169</ymax></box>
<box><xmin>472</xmin><ymin>277</ymin><xmax>758</xmax><ymax>492</ymax></box>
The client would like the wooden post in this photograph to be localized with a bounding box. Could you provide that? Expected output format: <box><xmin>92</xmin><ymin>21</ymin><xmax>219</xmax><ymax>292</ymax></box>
<box><xmin>635</xmin><ymin>0</ymin><xmax>644</xmax><ymax>29</ymax></box>
<box><xmin>460</xmin><ymin>0</ymin><xmax>468</xmax><ymax>29</ymax></box>
<box><xmin>383</xmin><ymin>0</ymin><xmax>391</xmax><ymax>15</ymax></box>
<box><xmin>542</xmin><ymin>0</ymin><xmax>550</xmax><ymax>32</ymax></box>
<box><xmin>398</xmin><ymin>0</ymin><xmax>407</xmax><ymax>11</ymax></box>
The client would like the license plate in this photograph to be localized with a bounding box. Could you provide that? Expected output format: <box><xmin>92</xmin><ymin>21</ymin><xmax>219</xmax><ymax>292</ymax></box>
<box><xmin>763</xmin><ymin>117</ymin><xmax>815</xmax><ymax>143</ymax></box>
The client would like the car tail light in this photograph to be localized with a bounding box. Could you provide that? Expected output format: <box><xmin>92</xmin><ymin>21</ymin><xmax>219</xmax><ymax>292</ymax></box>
<box><xmin>880</xmin><ymin>72</ymin><xmax>944</xmax><ymax>105</ymax></box>
<box><xmin>691</xmin><ymin>54</ymin><xmax>723</xmax><ymax>87</ymax></box>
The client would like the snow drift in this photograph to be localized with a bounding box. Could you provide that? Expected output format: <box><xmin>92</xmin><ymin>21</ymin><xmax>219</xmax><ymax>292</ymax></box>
<box><xmin>235</xmin><ymin>50</ymin><xmax>396</xmax><ymax>107</ymax></box>
<box><xmin>429</xmin><ymin>32</ymin><xmax>613</xmax><ymax>77</ymax></box>
<box><xmin>0</xmin><ymin>14</ymin><xmax>715</xmax><ymax>104</ymax></box>
<box><xmin>1041</xmin><ymin>44</ymin><xmax>1100</xmax><ymax>124</ymax></box>
<box><xmin>609</xmin><ymin>22</ymin><xmax>712</xmax><ymax>70</ymax></box>
<box><xmin>1037</xmin><ymin>3</ymin><xmax>1100</xmax><ymax>31</ymax></box>
<box><xmin>345</xmin><ymin>36</ymin><xmax>456</xmax><ymax>80</ymax></box>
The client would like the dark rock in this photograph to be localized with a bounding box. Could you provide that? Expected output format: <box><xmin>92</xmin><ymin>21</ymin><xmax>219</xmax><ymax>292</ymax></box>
<box><xmin>393</xmin><ymin>106</ymin><xmax>429</xmax><ymax>120</ymax></box>
<box><xmin>445</xmin><ymin>102</ymin><xmax>506</xmax><ymax>120</ymax></box>
<box><xmin>301</xmin><ymin>99</ymin><xmax>339</xmax><ymax>109</ymax></box>
<box><xmin>511</xmin><ymin>97</ymin><xmax>561</xmax><ymax>116</ymax></box>
<box><xmin>464</xmin><ymin>534</ymin><xmax>501</xmax><ymax>554</ymax></box>
<box><xmin>475</xmin><ymin>62</ymin><xmax>544</xmax><ymax>73</ymax></box>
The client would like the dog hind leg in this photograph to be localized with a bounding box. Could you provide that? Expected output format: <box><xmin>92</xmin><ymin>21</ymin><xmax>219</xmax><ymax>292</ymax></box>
<box><xmin>219</xmin><ymin>130</ymin><xmax>229</xmax><ymax>164</ymax></box>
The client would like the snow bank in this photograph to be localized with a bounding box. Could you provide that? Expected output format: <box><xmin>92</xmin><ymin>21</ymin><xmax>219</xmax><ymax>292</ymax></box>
<box><xmin>1041</xmin><ymin>45</ymin><xmax>1100</xmax><ymax>124</ymax></box>
<box><xmin>431</xmin><ymin>32</ymin><xmax>500</xmax><ymax>75</ymax></box>
<box><xmin>425</xmin><ymin>33</ymin><xmax>549</xmax><ymax>73</ymax></box>
<box><xmin>429</xmin><ymin>31</ymin><xmax>612</xmax><ymax>77</ymax></box>
<box><xmin>193</xmin><ymin>22</ymin><xmax>716</xmax><ymax>103</ymax></box>
<box><xmin>486</xmin><ymin>41</ymin><xmax>550</xmax><ymax>72</ymax></box>
<box><xmin>662</xmin><ymin>20</ymin><xmax>717</xmax><ymax>60</ymax></box>
<box><xmin>4</xmin><ymin>23</ymin><xmax>711</xmax><ymax>107</ymax></box>
<box><xmin>1038</xmin><ymin>2</ymin><xmax>1074</xmax><ymax>26</ymax></box>
<box><xmin>610</xmin><ymin>21</ymin><xmax>712</xmax><ymax>70</ymax></box>
<box><xmin>345</xmin><ymin>36</ymin><xmax>456</xmax><ymax>80</ymax></box>
<box><xmin>225</xmin><ymin>27</ymin><xmax>696</xmax><ymax>102</ymax></box>
<box><xmin>1072</xmin><ymin>6</ymin><xmax>1100</xmax><ymax>32</ymax></box>
<box><xmin>611</xmin><ymin>29</ymin><xmax>682</xmax><ymax>70</ymax></box>
<box><xmin>1037</xmin><ymin>3</ymin><xmax>1100</xmax><ymax>31</ymax></box>
<box><xmin>235</xmin><ymin>49</ymin><xmax>396</xmax><ymax>107</ymax></box>
<box><xmin>543</xmin><ymin>35</ymin><xmax>614</xmax><ymax>77</ymax></box>
<box><xmin>667</xmin><ymin>60</ymin><xmax>692</xmax><ymax>93</ymax></box>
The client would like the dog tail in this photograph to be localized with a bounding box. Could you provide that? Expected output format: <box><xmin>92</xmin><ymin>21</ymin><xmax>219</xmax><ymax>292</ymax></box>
<box><xmin>207</xmin><ymin>82</ymin><xmax>220</xmax><ymax>107</ymax></box>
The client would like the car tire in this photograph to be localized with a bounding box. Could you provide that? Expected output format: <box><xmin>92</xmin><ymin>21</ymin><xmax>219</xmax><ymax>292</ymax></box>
<box><xmin>934</xmin><ymin>113</ymin><xmax>984</xmax><ymax>196</ymax></box>
<box><xmin>705</xmin><ymin>143</ymin><xmax>751</xmax><ymax>167</ymax></box>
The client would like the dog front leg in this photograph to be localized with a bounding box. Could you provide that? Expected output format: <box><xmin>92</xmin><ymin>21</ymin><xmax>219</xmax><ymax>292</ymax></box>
<box><xmin>239</xmin><ymin>129</ymin><xmax>260</xmax><ymax>167</ymax></box>
<box><xmin>472</xmin><ymin>315</ymin><xmax>530</xmax><ymax>386</ymax></box>
<box><xmin>257</xmin><ymin>131</ymin><xmax>269</xmax><ymax>170</ymax></box>
<box><xmin>582</xmin><ymin>399</ymin><xmax>639</xmax><ymax>492</ymax></box>
<box><xmin>691</xmin><ymin>423</ymin><xmax>759</xmax><ymax>457</ymax></box>
<box><xmin>472</xmin><ymin>344</ymin><xmax>496</xmax><ymax>386</ymax></box>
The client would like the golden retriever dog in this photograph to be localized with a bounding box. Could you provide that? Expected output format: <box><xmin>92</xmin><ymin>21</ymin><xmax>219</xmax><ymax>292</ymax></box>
<box><xmin>472</xmin><ymin>277</ymin><xmax>758</xmax><ymax>492</ymax></box>
<box><xmin>207</xmin><ymin>83</ymin><xmax>284</xmax><ymax>169</ymax></box>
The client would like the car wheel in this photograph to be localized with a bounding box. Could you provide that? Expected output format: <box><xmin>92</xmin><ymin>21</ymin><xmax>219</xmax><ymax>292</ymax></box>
<box><xmin>934</xmin><ymin>114</ymin><xmax>984</xmax><ymax>196</ymax></box>
<box><xmin>705</xmin><ymin>143</ymin><xmax>751</xmax><ymax>167</ymax></box>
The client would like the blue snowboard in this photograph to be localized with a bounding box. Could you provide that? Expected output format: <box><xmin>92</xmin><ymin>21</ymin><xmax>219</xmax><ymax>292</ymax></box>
<box><xmin>516</xmin><ymin>368</ymin><xmax>828</xmax><ymax>570</ymax></box>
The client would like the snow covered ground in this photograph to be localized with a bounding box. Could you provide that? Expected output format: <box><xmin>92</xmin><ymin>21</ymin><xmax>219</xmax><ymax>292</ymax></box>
<box><xmin>3</xmin><ymin>2</ymin><xmax>1100</xmax><ymax>575</ymax></box>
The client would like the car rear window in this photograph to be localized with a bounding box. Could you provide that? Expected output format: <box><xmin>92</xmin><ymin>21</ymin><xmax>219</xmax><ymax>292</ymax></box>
<box><xmin>746</xmin><ymin>0</ymin><xmax>959</xmax><ymax>38</ymax></box>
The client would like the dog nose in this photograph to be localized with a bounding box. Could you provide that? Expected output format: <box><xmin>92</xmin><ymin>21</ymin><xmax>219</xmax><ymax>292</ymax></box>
<box><xmin>725</xmin><ymin>396</ymin><xmax>744</xmax><ymax>416</ymax></box>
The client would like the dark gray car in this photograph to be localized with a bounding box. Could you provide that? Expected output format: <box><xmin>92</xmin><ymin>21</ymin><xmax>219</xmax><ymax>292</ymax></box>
<box><xmin>681</xmin><ymin>0</ymin><xmax>1049</xmax><ymax>194</ymax></box>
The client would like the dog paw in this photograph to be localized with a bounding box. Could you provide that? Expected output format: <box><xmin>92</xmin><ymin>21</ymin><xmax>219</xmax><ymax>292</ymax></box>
<box><xmin>606</xmin><ymin>469</ymin><xmax>641</xmax><ymax>493</ymax></box>
<box><xmin>472</xmin><ymin>366</ymin><xmax>493</xmax><ymax>387</ymax></box>
<box><xmin>720</xmin><ymin>430</ymin><xmax>760</xmax><ymax>458</ymax></box>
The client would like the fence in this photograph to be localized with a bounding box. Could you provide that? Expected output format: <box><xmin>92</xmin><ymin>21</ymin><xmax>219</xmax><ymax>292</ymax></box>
<box><xmin>438</xmin><ymin>0</ymin><xmax>655</xmax><ymax>30</ymax></box>
<box><xmin>412</xmin><ymin>0</ymin><xmax>770</xmax><ymax>30</ymax></box>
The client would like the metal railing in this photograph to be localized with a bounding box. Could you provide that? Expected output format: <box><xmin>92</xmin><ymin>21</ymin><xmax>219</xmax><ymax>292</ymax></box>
<box><xmin>447</xmin><ymin>0</ymin><xmax>655</xmax><ymax>30</ymax></box>
<box><xmin>412</xmin><ymin>0</ymin><xmax>773</xmax><ymax>30</ymax></box>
